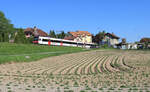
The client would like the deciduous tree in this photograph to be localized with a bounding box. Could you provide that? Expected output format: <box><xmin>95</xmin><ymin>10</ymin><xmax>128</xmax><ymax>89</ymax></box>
<box><xmin>14</xmin><ymin>28</ymin><xmax>27</xmax><ymax>44</ymax></box>
<box><xmin>92</xmin><ymin>30</ymin><xmax>105</xmax><ymax>44</ymax></box>
<box><xmin>0</xmin><ymin>11</ymin><xmax>14</xmax><ymax>42</ymax></box>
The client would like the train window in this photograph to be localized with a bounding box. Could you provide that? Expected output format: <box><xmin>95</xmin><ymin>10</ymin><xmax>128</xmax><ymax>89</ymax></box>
<box><xmin>51</xmin><ymin>40</ymin><xmax>61</xmax><ymax>43</ymax></box>
<box><xmin>42</xmin><ymin>39</ymin><xmax>49</xmax><ymax>42</ymax></box>
<box><xmin>63</xmin><ymin>41</ymin><xmax>77</xmax><ymax>45</ymax></box>
<box><xmin>78</xmin><ymin>43</ymin><xmax>84</xmax><ymax>45</ymax></box>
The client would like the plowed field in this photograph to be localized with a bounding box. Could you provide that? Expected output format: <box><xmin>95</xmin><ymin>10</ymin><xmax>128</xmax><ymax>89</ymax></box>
<box><xmin>0</xmin><ymin>50</ymin><xmax>150</xmax><ymax>92</ymax></box>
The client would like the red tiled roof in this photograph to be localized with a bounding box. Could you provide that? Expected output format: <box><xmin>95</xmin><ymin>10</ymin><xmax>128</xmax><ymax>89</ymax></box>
<box><xmin>69</xmin><ymin>30</ymin><xmax>92</xmax><ymax>37</ymax></box>
<box><xmin>24</xmin><ymin>28</ymin><xmax>34</xmax><ymax>32</ymax></box>
<box><xmin>69</xmin><ymin>32</ymin><xmax>78</xmax><ymax>37</ymax></box>
<box><xmin>24</xmin><ymin>27</ymin><xmax>48</xmax><ymax>37</ymax></box>
<box><xmin>105</xmin><ymin>33</ymin><xmax>120</xmax><ymax>39</ymax></box>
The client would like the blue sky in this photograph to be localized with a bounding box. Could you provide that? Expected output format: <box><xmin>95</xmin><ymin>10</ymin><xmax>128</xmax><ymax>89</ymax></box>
<box><xmin>0</xmin><ymin>0</ymin><xmax>150</xmax><ymax>42</ymax></box>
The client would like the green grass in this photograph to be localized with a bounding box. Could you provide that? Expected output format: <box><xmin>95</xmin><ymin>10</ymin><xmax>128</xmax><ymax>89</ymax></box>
<box><xmin>0</xmin><ymin>42</ymin><xmax>86</xmax><ymax>63</ymax></box>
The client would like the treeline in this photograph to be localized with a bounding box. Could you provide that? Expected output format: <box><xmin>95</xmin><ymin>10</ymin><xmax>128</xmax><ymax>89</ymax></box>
<box><xmin>49</xmin><ymin>30</ymin><xmax>67</xmax><ymax>39</ymax></box>
<box><xmin>0</xmin><ymin>11</ymin><xmax>32</xmax><ymax>44</ymax></box>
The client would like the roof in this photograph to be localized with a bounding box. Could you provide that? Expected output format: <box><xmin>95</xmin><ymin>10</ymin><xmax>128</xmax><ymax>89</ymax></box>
<box><xmin>69</xmin><ymin>30</ymin><xmax>92</xmax><ymax>37</ymax></box>
<box><xmin>140</xmin><ymin>38</ymin><xmax>150</xmax><ymax>43</ymax></box>
<box><xmin>104</xmin><ymin>33</ymin><xmax>120</xmax><ymax>39</ymax></box>
<box><xmin>24</xmin><ymin>27</ymin><xmax>48</xmax><ymax>37</ymax></box>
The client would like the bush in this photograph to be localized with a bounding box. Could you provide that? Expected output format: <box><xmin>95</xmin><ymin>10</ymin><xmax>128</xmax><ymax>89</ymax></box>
<box><xmin>14</xmin><ymin>28</ymin><xmax>33</xmax><ymax>44</ymax></box>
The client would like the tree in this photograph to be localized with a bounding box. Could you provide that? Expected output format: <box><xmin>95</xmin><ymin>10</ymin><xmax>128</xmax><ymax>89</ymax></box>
<box><xmin>49</xmin><ymin>30</ymin><xmax>56</xmax><ymax>38</ymax></box>
<box><xmin>0</xmin><ymin>11</ymin><xmax>14</xmax><ymax>42</ymax></box>
<box><xmin>56</xmin><ymin>31</ymin><xmax>66</xmax><ymax>39</ymax></box>
<box><xmin>122</xmin><ymin>38</ymin><xmax>126</xmax><ymax>44</ymax></box>
<box><xmin>14</xmin><ymin>28</ymin><xmax>27</xmax><ymax>44</ymax></box>
<box><xmin>93</xmin><ymin>30</ymin><xmax>105</xmax><ymax>44</ymax></box>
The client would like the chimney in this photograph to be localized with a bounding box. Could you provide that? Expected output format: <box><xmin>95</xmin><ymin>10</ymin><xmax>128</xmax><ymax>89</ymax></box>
<box><xmin>34</xmin><ymin>26</ymin><xmax>37</xmax><ymax>31</ymax></box>
<box><xmin>33</xmin><ymin>26</ymin><xmax>39</xmax><ymax>37</ymax></box>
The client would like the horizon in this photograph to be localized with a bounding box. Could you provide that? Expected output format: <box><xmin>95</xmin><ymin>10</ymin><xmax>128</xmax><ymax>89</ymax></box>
<box><xmin>0</xmin><ymin>0</ymin><xmax>150</xmax><ymax>42</ymax></box>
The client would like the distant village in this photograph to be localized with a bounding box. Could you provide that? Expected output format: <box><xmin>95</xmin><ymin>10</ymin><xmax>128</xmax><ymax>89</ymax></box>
<box><xmin>23</xmin><ymin>26</ymin><xmax>150</xmax><ymax>49</ymax></box>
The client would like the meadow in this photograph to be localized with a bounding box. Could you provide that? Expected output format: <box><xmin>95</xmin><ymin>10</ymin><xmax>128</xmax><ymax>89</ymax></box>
<box><xmin>0</xmin><ymin>43</ymin><xmax>85</xmax><ymax>64</ymax></box>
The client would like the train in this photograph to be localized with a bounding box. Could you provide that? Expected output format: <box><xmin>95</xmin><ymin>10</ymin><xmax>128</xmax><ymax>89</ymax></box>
<box><xmin>33</xmin><ymin>36</ymin><xmax>96</xmax><ymax>48</ymax></box>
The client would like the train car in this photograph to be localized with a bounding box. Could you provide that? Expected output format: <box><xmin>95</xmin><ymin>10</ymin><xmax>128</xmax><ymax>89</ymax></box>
<box><xmin>38</xmin><ymin>36</ymin><xmax>94</xmax><ymax>48</ymax></box>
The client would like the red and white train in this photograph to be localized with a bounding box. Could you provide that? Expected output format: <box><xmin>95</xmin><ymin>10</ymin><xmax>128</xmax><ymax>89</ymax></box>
<box><xmin>34</xmin><ymin>36</ymin><xmax>95</xmax><ymax>48</ymax></box>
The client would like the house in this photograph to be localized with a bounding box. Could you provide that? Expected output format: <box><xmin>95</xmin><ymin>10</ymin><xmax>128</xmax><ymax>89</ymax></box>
<box><xmin>140</xmin><ymin>38</ymin><xmax>150</xmax><ymax>43</ymax></box>
<box><xmin>140</xmin><ymin>38</ymin><xmax>150</xmax><ymax>49</ymax></box>
<box><xmin>24</xmin><ymin>26</ymin><xmax>48</xmax><ymax>38</ymax></box>
<box><xmin>124</xmin><ymin>43</ymin><xmax>137</xmax><ymax>49</ymax></box>
<box><xmin>101</xmin><ymin>33</ymin><xmax>120</xmax><ymax>47</ymax></box>
<box><xmin>117</xmin><ymin>42</ymin><xmax>140</xmax><ymax>50</ymax></box>
<box><xmin>64</xmin><ymin>30</ymin><xmax>92</xmax><ymax>43</ymax></box>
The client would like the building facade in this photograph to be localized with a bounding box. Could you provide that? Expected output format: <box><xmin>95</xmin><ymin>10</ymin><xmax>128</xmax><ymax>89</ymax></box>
<box><xmin>65</xmin><ymin>30</ymin><xmax>92</xmax><ymax>43</ymax></box>
<box><xmin>102</xmin><ymin>33</ymin><xmax>120</xmax><ymax>47</ymax></box>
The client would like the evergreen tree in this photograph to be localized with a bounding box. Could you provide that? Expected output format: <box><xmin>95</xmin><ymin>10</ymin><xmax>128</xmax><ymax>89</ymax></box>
<box><xmin>49</xmin><ymin>30</ymin><xmax>56</xmax><ymax>38</ymax></box>
<box><xmin>56</xmin><ymin>31</ymin><xmax>66</xmax><ymax>39</ymax></box>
